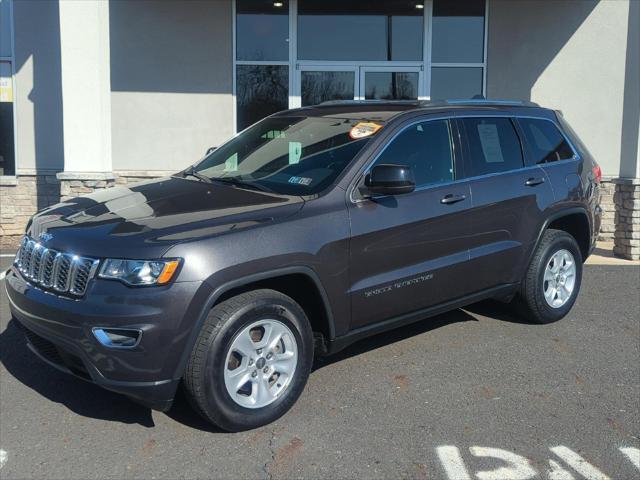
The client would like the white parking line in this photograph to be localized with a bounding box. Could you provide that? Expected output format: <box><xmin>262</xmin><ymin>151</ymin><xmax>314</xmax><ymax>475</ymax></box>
<box><xmin>550</xmin><ymin>446</ymin><xmax>610</xmax><ymax>480</ymax></box>
<box><xmin>620</xmin><ymin>447</ymin><xmax>640</xmax><ymax>471</ymax></box>
<box><xmin>0</xmin><ymin>271</ymin><xmax>6</xmax><ymax>281</ymax></box>
<box><xmin>436</xmin><ymin>446</ymin><xmax>471</xmax><ymax>480</ymax></box>
<box><xmin>470</xmin><ymin>447</ymin><xmax>536</xmax><ymax>480</ymax></box>
<box><xmin>0</xmin><ymin>254</ymin><xmax>15</xmax><ymax>258</ymax></box>
<box><xmin>0</xmin><ymin>449</ymin><xmax>7</xmax><ymax>470</ymax></box>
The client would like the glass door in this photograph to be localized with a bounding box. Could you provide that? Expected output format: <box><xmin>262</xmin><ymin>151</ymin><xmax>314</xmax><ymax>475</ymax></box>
<box><xmin>297</xmin><ymin>66</ymin><xmax>359</xmax><ymax>107</ymax></box>
<box><xmin>359</xmin><ymin>66</ymin><xmax>422</xmax><ymax>101</ymax></box>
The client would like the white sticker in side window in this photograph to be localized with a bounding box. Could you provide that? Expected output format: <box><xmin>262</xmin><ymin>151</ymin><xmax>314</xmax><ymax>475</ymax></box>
<box><xmin>289</xmin><ymin>141</ymin><xmax>302</xmax><ymax>164</ymax></box>
<box><xmin>477</xmin><ymin>124</ymin><xmax>505</xmax><ymax>164</ymax></box>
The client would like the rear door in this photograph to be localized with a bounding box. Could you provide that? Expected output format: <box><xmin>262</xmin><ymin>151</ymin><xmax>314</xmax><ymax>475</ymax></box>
<box><xmin>456</xmin><ymin>116</ymin><xmax>555</xmax><ymax>291</ymax></box>
<box><xmin>347</xmin><ymin>117</ymin><xmax>475</xmax><ymax>330</ymax></box>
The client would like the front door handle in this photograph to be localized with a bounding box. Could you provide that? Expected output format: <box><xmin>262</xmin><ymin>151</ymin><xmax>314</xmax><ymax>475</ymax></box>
<box><xmin>440</xmin><ymin>193</ymin><xmax>466</xmax><ymax>205</ymax></box>
<box><xmin>525</xmin><ymin>177</ymin><xmax>545</xmax><ymax>186</ymax></box>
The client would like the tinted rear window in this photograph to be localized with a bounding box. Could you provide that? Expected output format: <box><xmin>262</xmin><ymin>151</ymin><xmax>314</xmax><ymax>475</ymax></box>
<box><xmin>518</xmin><ymin>118</ymin><xmax>575</xmax><ymax>165</ymax></box>
<box><xmin>461</xmin><ymin>117</ymin><xmax>524</xmax><ymax>177</ymax></box>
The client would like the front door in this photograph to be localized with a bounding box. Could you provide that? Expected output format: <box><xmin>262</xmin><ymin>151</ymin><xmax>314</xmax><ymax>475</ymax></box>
<box><xmin>348</xmin><ymin>118</ymin><xmax>475</xmax><ymax>330</ymax></box>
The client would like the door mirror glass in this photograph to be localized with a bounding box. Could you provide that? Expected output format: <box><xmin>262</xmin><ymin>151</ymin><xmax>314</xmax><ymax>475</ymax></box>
<box><xmin>364</xmin><ymin>164</ymin><xmax>415</xmax><ymax>196</ymax></box>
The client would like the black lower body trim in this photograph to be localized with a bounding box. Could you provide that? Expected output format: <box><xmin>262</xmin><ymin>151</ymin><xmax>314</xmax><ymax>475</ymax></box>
<box><xmin>327</xmin><ymin>283</ymin><xmax>518</xmax><ymax>354</ymax></box>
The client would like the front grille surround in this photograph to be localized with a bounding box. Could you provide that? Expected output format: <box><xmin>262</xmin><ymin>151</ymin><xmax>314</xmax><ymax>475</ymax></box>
<box><xmin>15</xmin><ymin>236</ymin><xmax>100</xmax><ymax>297</ymax></box>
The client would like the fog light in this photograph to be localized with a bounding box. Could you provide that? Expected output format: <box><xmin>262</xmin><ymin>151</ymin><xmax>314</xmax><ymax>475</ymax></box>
<box><xmin>93</xmin><ymin>328</ymin><xmax>142</xmax><ymax>348</ymax></box>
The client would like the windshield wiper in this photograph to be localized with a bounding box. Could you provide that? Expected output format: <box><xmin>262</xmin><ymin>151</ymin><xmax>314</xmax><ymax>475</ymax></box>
<box><xmin>213</xmin><ymin>177</ymin><xmax>274</xmax><ymax>193</ymax></box>
<box><xmin>182</xmin><ymin>166</ymin><xmax>213</xmax><ymax>184</ymax></box>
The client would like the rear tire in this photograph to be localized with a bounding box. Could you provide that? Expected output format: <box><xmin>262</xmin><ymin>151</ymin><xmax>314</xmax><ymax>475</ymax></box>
<box><xmin>518</xmin><ymin>229</ymin><xmax>583</xmax><ymax>324</ymax></box>
<box><xmin>184</xmin><ymin>289</ymin><xmax>313</xmax><ymax>431</ymax></box>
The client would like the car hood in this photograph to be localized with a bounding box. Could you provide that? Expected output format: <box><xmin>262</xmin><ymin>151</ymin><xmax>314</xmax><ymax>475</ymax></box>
<box><xmin>25</xmin><ymin>177</ymin><xmax>304</xmax><ymax>259</ymax></box>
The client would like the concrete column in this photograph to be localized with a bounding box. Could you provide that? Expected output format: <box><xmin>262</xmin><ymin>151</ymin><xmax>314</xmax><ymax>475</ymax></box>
<box><xmin>56</xmin><ymin>0</ymin><xmax>113</xmax><ymax>184</ymax></box>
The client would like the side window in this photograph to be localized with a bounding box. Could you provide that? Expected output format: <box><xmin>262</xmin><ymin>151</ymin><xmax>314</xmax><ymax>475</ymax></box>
<box><xmin>374</xmin><ymin>120</ymin><xmax>454</xmax><ymax>188</ymax></box>
<box><xmin>518</xmin><ymin>118</ymin><xmax>575</xmax><ymax>165</ymax></box>
<box><xmin>461</xmin><ymin>117</ymin><xmax>524</xmax><ymax>176</ymax></box>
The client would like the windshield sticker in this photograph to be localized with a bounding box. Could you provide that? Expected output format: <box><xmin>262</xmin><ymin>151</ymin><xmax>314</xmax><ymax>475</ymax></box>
<box><xmin>288</xmin><ymin>176</ymin><xmax>312</xmax><ymax>186</ymax></box>
<box><xmin>289</xmin><ymin>141</ymin><xmax>302</xmax><ymax>164</ymax></box>
<box><xmin>224</xmin><ymin>153</ymin><xmax>238</xmax><ymax>171</ymax></box>
<box><xmin>349</xmin><ymin>122</ymin><xmax>383</xmax><ymax>140</ymax></box>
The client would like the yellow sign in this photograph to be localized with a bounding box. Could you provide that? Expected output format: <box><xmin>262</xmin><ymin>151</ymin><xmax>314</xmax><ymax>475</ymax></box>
<box><xmin>349</xmin><ymin>121</ymin><xmax>383</xmax><ymax>139</ymax></box>
<box><xmin>0</xmin><ymin>61</ymin><xmax>13</xmax><ymax>103</ymax></box>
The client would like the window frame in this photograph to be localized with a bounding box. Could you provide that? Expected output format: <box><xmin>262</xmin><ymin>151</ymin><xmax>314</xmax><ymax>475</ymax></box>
<box><xmin>514</xmin><ymin>116</ymin><xmax>579</xmax><ymax>167</ymax></box>
<box><xmin>456</xmin><ymin>116</ymin><xmax>526</xmax><ymax>179</ymax></box>
<box><xmin>232</xmin><ymin>0</ymin><xmax>489</xmax><ymax>134</ymax></box>
<box><xmin>349</xmin><ymin>115</ymin><xmax>464</xmax><ymax>203</ymax></box>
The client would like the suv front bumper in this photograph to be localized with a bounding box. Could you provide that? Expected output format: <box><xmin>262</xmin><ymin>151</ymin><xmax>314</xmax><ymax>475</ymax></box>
<box><xmin>5</xmin><ymin>265</ymin><xmax>205</xmax><ymax>411</ymax></box>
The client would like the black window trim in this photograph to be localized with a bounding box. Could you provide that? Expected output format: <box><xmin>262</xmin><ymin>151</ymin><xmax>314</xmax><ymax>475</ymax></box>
<box><xmin>349</xmin><ymin>115</ymin><xmax>460</xmax><ymax>203</ymax></box>
<box><xmin>513</xmin><ymin>116</ymin><xmax>579</xmax><ymax>167</ymax></box>
<box><xmin>348</xmin><ymin>113</ymin><xmax>580</xmax><ymax>204</ymax></box>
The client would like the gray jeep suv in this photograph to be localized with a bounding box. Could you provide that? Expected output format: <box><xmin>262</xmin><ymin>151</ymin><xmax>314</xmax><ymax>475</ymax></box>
<box><xmin>6</xmin><ymin>100</ymin><xmax>602</xmax><ymax>431</ymax></box>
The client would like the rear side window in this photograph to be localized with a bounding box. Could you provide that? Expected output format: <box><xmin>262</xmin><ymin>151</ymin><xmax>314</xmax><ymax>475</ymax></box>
<box><xmin>460</xmin><ymin>117</ymin><xmax>523</xmax><ymax>176</ymax></box>
<box><xmin>374</xmin><ymin>119</ymin><xmax>454</xmax><ymax>188</ymax></box>
<box><xmin>518</xmin><ymin>118</ymin><xmax>575</xmax><ymax>164</ymax></box>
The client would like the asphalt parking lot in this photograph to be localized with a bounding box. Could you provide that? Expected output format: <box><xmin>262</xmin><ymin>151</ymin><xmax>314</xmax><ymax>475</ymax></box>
<box><xmin>0</xmin><ymin>256</ymin><xmax>638</xmax><ymax>480</ymax></box>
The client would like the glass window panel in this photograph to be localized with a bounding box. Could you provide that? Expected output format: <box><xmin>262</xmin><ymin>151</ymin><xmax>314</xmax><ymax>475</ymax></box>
<box><xmin>365</xmin><ymin>72</ymin><xmax>418</xmax><ymax>100</ymax></box>
<box><xmin>0</xmin><ymin>60</ymin><xmax>14</xmax><ymax>175</ymax></box>
<box><xmin>298</xmin><ymin>0</ymin><xmax>423</xmax><ymax>61</ymax></box>
<box><xmin>391</xmin><ymin>16</ymin><xmax>423</xmax><ymax>61</ymax></box>
<box><xmin>1</xmin><ymin>0</ymin><xmax>12</xmax><ymax>58</ymax></box>
<box><xmin>430</xmin><ymin>67</ymin><xmax>483</xmax><ymax>100</ymax></box>
<box><xmin>374</xmin><ymin>120</ymin><xmax>454</xmax><ymax>188</ymax></box>
<box><xmin>518</xmin><ymin>118</ymin><xmax>575</xmax><ymax>165</ymax></box>
<box><xmin>461</xmin><ymin>117</ymin><xmax>524</xmax><ymax>176</ymax></box>
<box><xmin>301</xmin><ymin>71</ymin><xmax>355</xmax><ymax>106</ymax></box>
<box><xmin>236</xmin><ymin>0</ymin><xmax>289</xmax><ymax>61</ymax></box>
<box><xmin>236</xmin><ymin>65</ymin><xmax>288</xmax><ymax>131</ymax></box>
<box><xmin>432</xmin><ymin>0</ymin><xmax>485</xmax><ymax>63</ymax></box>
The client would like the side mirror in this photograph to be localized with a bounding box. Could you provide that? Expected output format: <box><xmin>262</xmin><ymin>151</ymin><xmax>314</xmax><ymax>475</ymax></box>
<box><xmin>206</xmin><ymin>146</ymin><xmax>217</xmax><ymax>155</ymax></box>
<box><xmin>363</xmin><ymin>164</ymin><xmax>415</xmax><ymax>196</ymax></box>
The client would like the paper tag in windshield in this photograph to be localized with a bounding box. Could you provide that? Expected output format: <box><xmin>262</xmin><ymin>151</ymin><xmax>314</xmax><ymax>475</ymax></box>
<box><xmin>224</xmin><ymin>153</ymin><xmax>238</xmax><ymax>171</ymax></box>
<box><xmin>349</xmin><ymin>122</ymin><xmax>383</xmax><ymax>140</ymax></box>
<box><xmin>288</xmin><ymin>176</ymin><xmax>312</xmax><ymax>186</ymax></box>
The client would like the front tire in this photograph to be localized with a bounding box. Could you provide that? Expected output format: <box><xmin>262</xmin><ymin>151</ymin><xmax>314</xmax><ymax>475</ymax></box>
<box><xmin>184</xmin><ymin>289</ymin><xmax>313</xmax><ymax>431</ymax></box>
<box><xmin>518</xmin><ymin>229</ymin><xmax>583</xmax><ymax>324</ymax></box>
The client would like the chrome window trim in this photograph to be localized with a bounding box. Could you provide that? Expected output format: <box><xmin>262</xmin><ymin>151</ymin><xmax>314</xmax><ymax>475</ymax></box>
<box><xmin>349</xmin><ymin>113</ymin><xmax>580</xmax><ymax>204</ymax></box>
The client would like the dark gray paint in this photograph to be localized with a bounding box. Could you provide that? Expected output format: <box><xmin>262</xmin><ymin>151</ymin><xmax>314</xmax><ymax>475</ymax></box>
<box><xmin>5</xmin><ymin>101</ymin><xmax>601</xmax><ymax>409</ymax></box>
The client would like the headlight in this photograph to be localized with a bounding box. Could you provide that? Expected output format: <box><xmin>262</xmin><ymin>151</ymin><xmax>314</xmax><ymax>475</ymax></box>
<box><xmin>98</xmin><ymin>258</ymin><xmax>181</xmax><ymax>286</ymax></box>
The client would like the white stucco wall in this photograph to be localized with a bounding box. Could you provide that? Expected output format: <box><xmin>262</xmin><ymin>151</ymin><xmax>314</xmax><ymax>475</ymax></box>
<box><xmin>12</xmin><ymin>0</ymin><xmax>65</xmax><ymax>172</ymax></box>
<box><xmin>487</xmin><ymin>0</ymin><xmax>636</xmax><ymax>178</ymax></box>
<box><xmin>108</xmin><ymin>0</ymin><xmax>233</xmax><ymax>173</ymax></box>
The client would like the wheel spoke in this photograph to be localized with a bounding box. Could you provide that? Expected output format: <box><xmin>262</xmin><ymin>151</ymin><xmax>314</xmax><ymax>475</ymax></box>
<box><xmin>256</xmin><ymin>376</ymin><xmax>273</xmax><ymax>405</ymax></box>
<box><xmin>231</xmin><ymin>371</ymin><xmax>252</xmax><ymax>393</ymax></box>
<box><xmin>232</xmin><ymin>331</ymin><xmax>256</xmax><ymax>357</ymax></box>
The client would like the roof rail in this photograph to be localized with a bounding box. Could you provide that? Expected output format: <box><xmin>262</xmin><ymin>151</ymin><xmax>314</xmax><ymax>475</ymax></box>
<box><xmin>318</xmin><ymin>99</ymin><xmax>419</xmax><ymax>106</ymax></box>
<box><xmin>441</xmin><ymin>99</ymin><xmax>540</xmax><ymax>107</ymax></box>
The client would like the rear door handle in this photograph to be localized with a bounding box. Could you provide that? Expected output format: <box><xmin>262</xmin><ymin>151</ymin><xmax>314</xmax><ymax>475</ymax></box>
<box><xmin>440</xmin><ymin>193</ymin><xmax>466</xmax><ymax>205</ymax></box>
<box><xmin>525</xmin><ymin>177</ymin><xmax>545</xmax><ymax>186</ymax></box>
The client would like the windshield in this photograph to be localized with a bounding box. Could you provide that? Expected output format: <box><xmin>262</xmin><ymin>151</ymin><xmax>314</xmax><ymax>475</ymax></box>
<box><xmin>191</xmin><ymin>116</ymin><xmax>381</xmax><ymax>195</ymax></box>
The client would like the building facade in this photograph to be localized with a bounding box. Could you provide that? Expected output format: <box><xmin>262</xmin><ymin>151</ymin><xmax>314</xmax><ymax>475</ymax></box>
<box><xmin>0</xmin><ymin>0</ymin><xmax>639</xmax><ymax>258</ymax></box>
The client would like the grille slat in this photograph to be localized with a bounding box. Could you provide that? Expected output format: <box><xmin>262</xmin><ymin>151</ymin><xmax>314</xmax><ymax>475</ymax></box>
<box><xmin>14</xmin><ymin>236</ymin><xmax>98</xmax><ymax>297</ymax></box>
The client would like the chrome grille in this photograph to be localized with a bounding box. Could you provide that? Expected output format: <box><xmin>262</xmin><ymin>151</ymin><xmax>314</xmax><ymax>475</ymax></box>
<box><xmin>14</xmin><ymin>236</ymin><xmax>99</xmax><ymax>297</ymax></box>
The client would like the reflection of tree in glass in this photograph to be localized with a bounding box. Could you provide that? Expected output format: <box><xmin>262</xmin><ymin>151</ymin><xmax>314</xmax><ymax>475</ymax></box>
<box><xmin>302</xmin><ymin>72</ymin><xmax>354</xmax><ymax>106</ymax></box>
<box><xmin>237</xmin><ymin>65</ymin><xmax>288</xmax><ymax>130</ymax></box>
<box><xmin>366</xmin><ymin>73</ymin><xmax>417</xmax><ymax>100</ymax></box>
